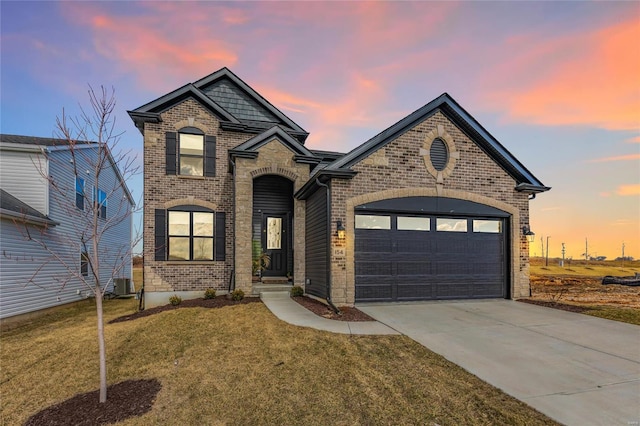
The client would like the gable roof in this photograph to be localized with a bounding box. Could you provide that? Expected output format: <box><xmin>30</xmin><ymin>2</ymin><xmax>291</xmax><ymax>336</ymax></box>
<box><xmin>0</xmin><ymin>134</ymin><xmax>135</xmax><ymax>207</ymax></box>
<box><xmin>128</xmin><ymin>68</ymin><xmax>309</xmax><ymax>143</ymax></box>
<box><xmin>296</xmin><ymin>93</ymin><xmax>550</xmax><ymax>199</ymax></box>
<box><xmin>0</xmin><ymin>134</ymin><xmax>92</xmax><ymax>148</ymax></box>
<box><xmin>229</xmin><ymin>125</ymin><xmax>320</xmax><ymax>165</ymax></box>
<box><xmin>0</xmin><ymin>189</ymin><xmax>58</xmax><ymax>226</ymax></box>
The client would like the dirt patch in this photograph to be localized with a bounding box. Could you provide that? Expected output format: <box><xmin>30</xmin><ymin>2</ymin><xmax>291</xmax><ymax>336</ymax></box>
<box><xmin>292</xmin><ymin>296</ymin><xmax>374</xmax><ymax>321</ymax></box>
<box><xmin>529</xmin><ymin>275</ymin><xmax>640</xmax><ymax>308</ymax></box>
<box><xmin>518</xmin><ymin>299</ymin><xmax>591</xmax><ymax>313</ymax></box>
<box><xmin>24</xmin><ymin>379</ymin><xmax>161</xmax><ymax>426</ymax></box>
<box><xmin>109</xmin><ymin>297</ymin><xmax>261</xmax><ymax>324</ymax></box>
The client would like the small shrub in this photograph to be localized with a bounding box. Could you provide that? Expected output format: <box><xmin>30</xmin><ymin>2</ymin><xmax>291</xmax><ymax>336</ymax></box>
<box><xmin>204</xmin><ymin>288</ymin><xmax>216</xmax><ymax>299</ymax></box>
<box><xmin>231</xmin><ymin>289</ymin><xmax>244</xmax><ymax>301</ymax></box>
<box><xmin>290</xmin><ymin>286</ymin><xmax>304</xmax><ymax>297</ymax></box>
<box><xmin>169</xmin><ymin>295</ymin><xmax>182</xmax><ymax>306</ymax></box>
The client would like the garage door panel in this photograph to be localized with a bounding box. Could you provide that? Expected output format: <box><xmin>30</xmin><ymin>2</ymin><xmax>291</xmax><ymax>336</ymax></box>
<box><xmin>396</xmin><ymin>238</ymin><xmax>433</xmax><ymax>253</ymax></box>
<box><xmin>435</xmin><ymin>262</ymin><xmax>471</xmax><ymax>275</ymax></box>
<box><xmin>355</xmin><ymin>261</ymin><xmax>392</xmax><ymax>276</ymax></box>
<box><xmin>396</xmin><ymin>261</ymin><xmax>431</xmax><ymax>275</ymax></box>
<box><xmin>355</xmin><ymin>237</ymin><xmax>392</xmax><ymax>253</ymax></box>
<box><xmin>436</xmin><ymin>282</ymin><xmax>473</xmax><ymax>299</ymax></box>
<box><xmin>397</xmin><ymin>283</ymin><xmax>435</xmax><ymax>300</ymax></box>
<box><xmin>470</xmin><ymin>262</ymin><xmax>503</xmax><ymax>275</ymax></box>
<box><xmin>356</xmin><ymin>283</ymin><xmax>393</xmax><ymax>301</ymax></box>
<box><xmin>355</xmin><ymin>211</ymin><xmax>506</xmax><ymax>302</ymax></box>
<box><xmin>472</xmin><ymin>280</ymin><xmax>504</xmax><ymax>297</ymax></box>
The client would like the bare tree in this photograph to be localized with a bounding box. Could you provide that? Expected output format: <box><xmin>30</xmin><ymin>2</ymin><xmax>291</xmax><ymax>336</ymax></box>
<box><xmin>12</xmin><ymin>86</ymin><xmax>140</xmax><ymax>403</ymax></box>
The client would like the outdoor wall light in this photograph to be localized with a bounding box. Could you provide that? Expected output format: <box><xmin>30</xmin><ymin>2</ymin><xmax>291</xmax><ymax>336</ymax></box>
<box><xmin>336</xmin><ymin>220</ymin><xmax>346</xmax><ymax>240</ymax></box>
<box><xmin>522</xmin><ymin>225</ymin><xmax>535</xmax><ymax>242</ymax></box>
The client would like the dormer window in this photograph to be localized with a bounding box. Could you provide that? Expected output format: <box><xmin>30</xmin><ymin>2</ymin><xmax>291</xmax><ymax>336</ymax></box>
<box><xmin>165</xmin><ymin>128</ymin><xmax>216</xmax><ymax>177</ymax></box>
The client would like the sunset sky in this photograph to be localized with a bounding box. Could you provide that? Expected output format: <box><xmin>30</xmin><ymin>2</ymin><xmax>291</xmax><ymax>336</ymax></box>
<box><xmin>1</xmin><ymin>1</ymin><xmax>638</xmax><ymax>260</ymax></box>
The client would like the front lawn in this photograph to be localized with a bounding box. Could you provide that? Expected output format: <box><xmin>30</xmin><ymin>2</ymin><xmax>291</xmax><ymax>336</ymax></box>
<box><xmin>1</xmin><ymin>299</ymin><xmax>556</xmax><ymax>425</ymax></box>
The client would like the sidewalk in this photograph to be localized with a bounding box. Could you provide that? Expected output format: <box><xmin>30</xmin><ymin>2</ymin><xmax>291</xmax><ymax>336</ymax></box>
<box><xmin>260</xmin><ymin>292</ymin><xmax>399</xmax><ymax>335</ymax></box>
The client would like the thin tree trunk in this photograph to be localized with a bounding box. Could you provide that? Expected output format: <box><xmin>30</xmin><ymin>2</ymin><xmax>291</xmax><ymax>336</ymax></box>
<box><xmin>95</xmin><ymin>288</ymin><xmax>107</xmax><ymax>403</ymax></box>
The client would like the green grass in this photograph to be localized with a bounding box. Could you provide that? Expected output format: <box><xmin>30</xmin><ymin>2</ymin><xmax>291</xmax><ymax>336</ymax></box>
<box><xmin>0</xmin><ymin>299</ymin><xmax>556</xmax><ymax>425</ymax></box>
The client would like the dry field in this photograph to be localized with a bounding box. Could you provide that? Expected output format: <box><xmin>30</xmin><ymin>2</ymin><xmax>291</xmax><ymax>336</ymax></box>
<box><xmin>529</xmin><ymin>258</ymin><xmax>640</xmax><ymax>308</ymax></box>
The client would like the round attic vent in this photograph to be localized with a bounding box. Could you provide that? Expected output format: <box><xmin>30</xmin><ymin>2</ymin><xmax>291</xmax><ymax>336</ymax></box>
<box><xmin>430</xmin><ymin>138</ymin><xmax>449</xmax><ymax>171</ymax></box>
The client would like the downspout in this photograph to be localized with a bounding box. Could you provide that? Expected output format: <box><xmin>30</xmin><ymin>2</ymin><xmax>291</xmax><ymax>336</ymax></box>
<box><xmin>229</xmin><ymin>156</ymin><xmax>237</xmax><ymax>292</ymax></box>
<box><xmin>315</xmin><ymin>178</ymin><xmax>340</xmax><ymax>315</ymax></box>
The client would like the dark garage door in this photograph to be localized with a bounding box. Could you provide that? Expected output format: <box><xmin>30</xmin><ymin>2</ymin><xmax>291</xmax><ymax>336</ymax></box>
<box><xmin>355</xmin><ymin>213</ymin><xmax>506</xmax><ymax>302</ymax></box>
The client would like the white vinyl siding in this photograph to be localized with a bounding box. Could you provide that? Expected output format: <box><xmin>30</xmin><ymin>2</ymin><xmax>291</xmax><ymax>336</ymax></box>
<box><xmin>0</xmin><ymin>149</ymin><xmax>49</xmax><ymax>215</ymax></box>
<box><xmin>0</xmin><ymin>146</ymin><xmax>133</xmax><ymax>320</ymax></box>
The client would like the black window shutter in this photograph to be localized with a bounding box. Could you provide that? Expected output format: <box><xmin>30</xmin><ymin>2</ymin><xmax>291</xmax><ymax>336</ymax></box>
<box><xmin>154</xmin><ymin>209</ymin><xmax>167</xmax><ymax>261</ymax></box>
<box><xmin>215</xmin><ymin>211</ymin><xmax>226</xmax><ymax>261</ymax></box>
<box><xmin>204</xmin><ymin>135</ymin><xmax>216</xmax><ymax>177</ymax></box>
<box><xmin>166</xmin><ymin>132</ymin><xmax>177</xmax><ymax>175</ymax></box>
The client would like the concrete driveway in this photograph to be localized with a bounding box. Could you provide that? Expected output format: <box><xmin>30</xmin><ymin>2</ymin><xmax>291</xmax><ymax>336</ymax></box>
<box><xmin>358</xmin><ymin>300</ymin><xmax>640</xmax><ymax>425</ymax></box>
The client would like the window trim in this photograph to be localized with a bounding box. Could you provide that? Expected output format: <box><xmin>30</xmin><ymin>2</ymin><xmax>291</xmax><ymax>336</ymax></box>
<box><xmin>166</xmin><ymin>129</ymin><xmax>216</xmax><ymax>177</ymax></box>
<box><xmin>93</xmin><ymin>187</ymin><xmax>107</xmax><ymax>219</ymax></box>
<box><xmin>80</xmin><ymin>251</ymin><xmax>89</xmax><ymax>277</ymax></box>
<box><xmin>178</xmin><ymin>132</ymin><xmax>205</xmax><ymax>177</ymax></box>
<box><xmin>436</xmin><ymin>217</ymin><xmax>468</xmax><ymax>233</ymax></box>
<box><xmin>167</xmin><ymin>208</ymin><xmax>215</xmax><ymax>261</ymax></box>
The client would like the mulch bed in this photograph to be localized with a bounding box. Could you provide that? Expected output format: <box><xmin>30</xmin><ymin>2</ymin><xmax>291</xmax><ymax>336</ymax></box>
<box><xmin>518</xmin><ymin>298</ymin><xmax>591</xmax><ymax>313</ymax></box>
<box><xmin>292</xmin><ymin>296</ymin><xmax>374</xmax><ymax>321</ymax></box>
<box><xmin>24</xmin><ymin>379</ymin><xmax>161</xmax><ymax>426</ymax></box>
<box><xmin>109</xmin><ymin>296</ymin><xmax>261</xmax><ymax>324</ymax></box>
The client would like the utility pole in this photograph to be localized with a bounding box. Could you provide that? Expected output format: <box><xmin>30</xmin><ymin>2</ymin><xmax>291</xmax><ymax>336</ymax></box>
<box><xmin>584</xmin><ymin>238</ymin><xmax>589</xmax><ymax>263</ymax></box>
<box><xmin>561</xmin><ymin>242</ymin><xmax>566</xmax><ymax>267</ymax></box>
<box><xmin>622</xmin><ymin>242</ymin><xmax>625</xmax><ymax>267</ymax></box>
<box><xmin>546</xmin><ymin>236</ymin><xmax>551</xmax><ymax>266</ymax></box>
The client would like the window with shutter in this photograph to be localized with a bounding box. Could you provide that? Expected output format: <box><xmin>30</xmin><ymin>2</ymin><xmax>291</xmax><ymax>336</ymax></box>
<box><xmin>155</xmin><ymin>206</ymin><xmax>225</xmax><ymax>261</ymax></box>
<box><xmin>166</xmin><ymin>128</ymin><xmax>216</xmax><ymax>177</ymax></box>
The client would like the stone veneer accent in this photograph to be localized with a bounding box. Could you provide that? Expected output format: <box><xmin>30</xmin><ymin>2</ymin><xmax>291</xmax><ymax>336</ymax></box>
<box><xmin>328</xmin><ymin>111</ymin><xmax>532</xmax><ymax>305</ymax></box>
<box><xmin>233</xmin><ymin>140</ymin><xmax>310</xmax><ymax>294</ymax></box>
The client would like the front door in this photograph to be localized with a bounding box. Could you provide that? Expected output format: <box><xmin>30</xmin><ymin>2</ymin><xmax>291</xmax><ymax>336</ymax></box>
<box><xmin>262</xmin><ymin>213</ymin><xmax>289</xmax><ymax>276</ymax></box>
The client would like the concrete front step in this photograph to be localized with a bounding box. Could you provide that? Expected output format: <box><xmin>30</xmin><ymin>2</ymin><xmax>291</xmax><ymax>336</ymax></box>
<box><xmin>253</xmin><ymin>283</ymin><xmax>293</xmax><ymax>296</ymax></box>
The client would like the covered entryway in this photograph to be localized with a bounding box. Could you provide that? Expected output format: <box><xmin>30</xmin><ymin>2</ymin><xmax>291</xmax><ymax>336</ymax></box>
<box><xmin>355</xmin><ymin>197</ymin><xmax>509</xmax><ymax>302</ymax></box>
<box><xmin>253</xmin><ymin>175</ymin><xmax>293</xmax><ymax>278</ymax></box>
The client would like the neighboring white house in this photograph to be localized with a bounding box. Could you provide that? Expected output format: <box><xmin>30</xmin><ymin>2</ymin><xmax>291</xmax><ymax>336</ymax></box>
<box><xmin>0</xmin><ymin>134</ymin><xmax>135</xmax><ymax>321</ymax></box>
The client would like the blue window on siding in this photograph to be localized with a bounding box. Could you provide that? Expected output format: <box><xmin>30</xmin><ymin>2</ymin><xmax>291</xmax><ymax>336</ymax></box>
<box><xmin>80</xmin><ymin>251</ymin><xmax>89</xmax><ymax>276</ymax></box>
<box><xmin>94</xmin><ymin>188</ymin><xmax>107</xmax><ymax>218</ymax></box>
<box><xmin>75</xmin><ymin>177</ymin><xmax>85</xmax><ymax>210</ymax></box>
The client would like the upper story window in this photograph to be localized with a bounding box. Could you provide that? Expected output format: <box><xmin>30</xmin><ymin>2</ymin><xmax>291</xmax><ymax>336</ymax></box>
<box><xmin>75</xmin><ymin>177</ymin><xmax>85</xmax><ymax>210</ymax></box>
<box><xmin>179</xmin><ymin>133</ymin><xmax>204</xmax><ymax>176</ymax></box>
<box><xmin>165</xmin><ymin>128</ymin><xmax>216</xmax><ymax>177</ymax></box>
<box><xmin>93</xmin><ymin>187</ymin><xmax>107</xmax><ymax>218</ymax></box>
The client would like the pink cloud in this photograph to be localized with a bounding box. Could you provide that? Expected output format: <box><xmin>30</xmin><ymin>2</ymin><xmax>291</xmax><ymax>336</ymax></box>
<box><xmin>60</xmin><ymin>3</ymin><xmax>239</xmax><ymax>92</ymax></box>
<box><xmin>627</xmin><ymin>136</ymin><xmax>640</xmax><ymax>144</ymax></box>
<box><xmin>616</xmin><ymin>184</ymin><xmax>640</xmax><ymax>196</ymax></box>
<box><xmin>588</xmin><ymin>153</ymin><xmax>640</xmax><ymax>163</ymax></box>
<box><xmin>485</xmin><ymin>18</ymin><xmax>640</xmax><ymax>131</ymax></box>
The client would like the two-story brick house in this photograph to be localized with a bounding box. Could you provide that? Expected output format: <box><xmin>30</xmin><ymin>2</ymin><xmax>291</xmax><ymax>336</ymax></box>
<box><xmin>129</xmin><ymin>68</ymin><xmax>549</xmax><ymax>308</ymax></box>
